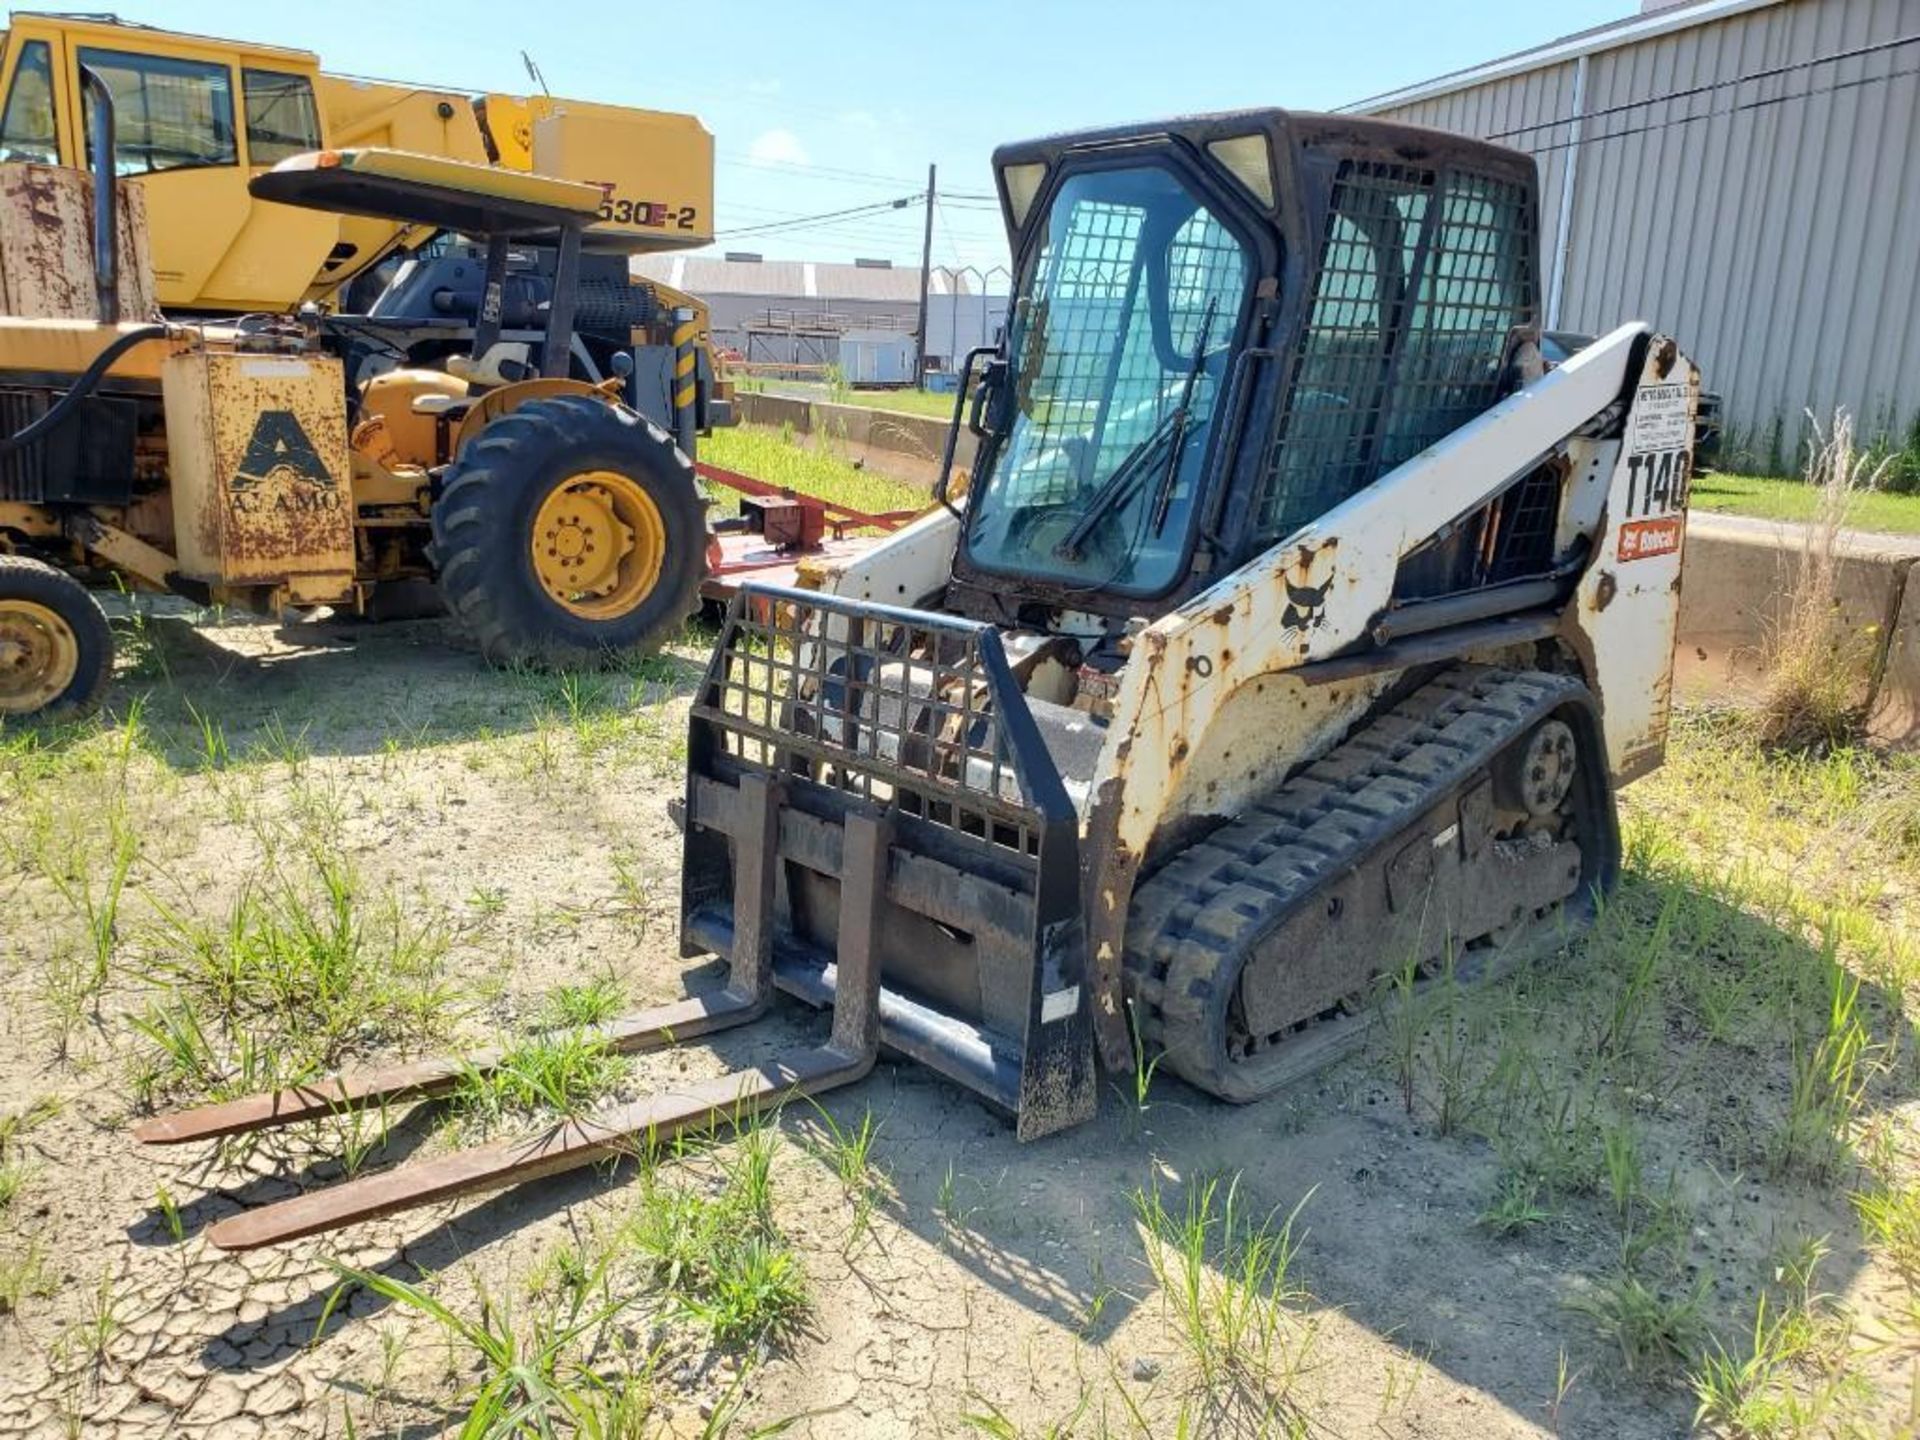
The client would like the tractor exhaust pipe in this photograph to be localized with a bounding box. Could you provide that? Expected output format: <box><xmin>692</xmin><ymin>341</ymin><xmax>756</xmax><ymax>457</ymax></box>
<box><xmin>80</xmin><ymin>66</ymin><xmax>117</xmax><ymax>323</ymax></box>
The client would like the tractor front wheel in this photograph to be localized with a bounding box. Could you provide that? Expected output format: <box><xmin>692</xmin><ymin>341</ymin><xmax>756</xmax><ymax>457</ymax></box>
<box><xmin>431</xmin><ymin>396</ymin><xmax>707</xmax><ymax>668</ymax></box>
<box><xmin>0</xmin><ymin>556</ymin><xmax>112</xmax><ymax>719</ymax></box>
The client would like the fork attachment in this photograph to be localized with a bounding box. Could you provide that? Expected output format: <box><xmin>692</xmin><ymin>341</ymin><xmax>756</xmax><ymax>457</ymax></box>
<box><xmin>137</xmin><ymin>782</ymin><xmax>890</xmax><ymax>1252</ymax></box>
<box><xmin>134</xmin><ymin>773</ymin><xmax>789</xmax><ymax>1151</ymax></box>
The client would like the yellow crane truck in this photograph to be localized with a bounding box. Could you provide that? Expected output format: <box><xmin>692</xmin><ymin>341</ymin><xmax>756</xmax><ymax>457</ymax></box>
<box><xmin>0</xmin><ymin>15</ymin><xmax>727</xmax><ymax>717</ymax></box>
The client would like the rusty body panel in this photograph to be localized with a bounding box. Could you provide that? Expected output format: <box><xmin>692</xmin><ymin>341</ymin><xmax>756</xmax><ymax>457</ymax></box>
<box><xmin>64</xmin><ymin>511</ymin><xmax>176</xmax><ymax>589</ymax></box>
<box><xmin>160</xmin><ymin>342</ymin><xmax>354</xmax><ymax>595</ymax></box>
<box><xmin>0</xmin><ymin>318</ymin><xmax>169</xmax><ymax>384</ymax></box>
<box><xmin>0</xmin><ymin>166</ymin><xmax>153</xmax><ymax>322</ymax></box>
<box><xmin>0</xmin><ymin>502</ymin><xmax>59</xmax><ymax>538</ymax></box>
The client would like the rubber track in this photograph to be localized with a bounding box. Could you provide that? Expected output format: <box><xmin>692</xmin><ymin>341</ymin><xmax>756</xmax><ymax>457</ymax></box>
<box><xmin>1122</xmin><ymin>665</ymin><xmax>1587</xmax><ymax>1092</ymax></box>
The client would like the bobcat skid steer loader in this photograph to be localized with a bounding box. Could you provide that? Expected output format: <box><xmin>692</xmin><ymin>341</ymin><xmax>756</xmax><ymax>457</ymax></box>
<box><xmin>136</xmin><ymin>109</ymin><xmax>1697</xmax><ymax>1249</ymax></box>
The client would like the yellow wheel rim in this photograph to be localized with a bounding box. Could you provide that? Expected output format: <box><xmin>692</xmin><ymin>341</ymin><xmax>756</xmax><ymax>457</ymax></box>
<box><xmin>530</xmin><ymin>470</ymin><xmax>668</xmax><ymax>620</ymax></box>
<box><xmin>0</xmin><ymin>599</ymin><xmax>80</xmax><ymax>715</ymax></box>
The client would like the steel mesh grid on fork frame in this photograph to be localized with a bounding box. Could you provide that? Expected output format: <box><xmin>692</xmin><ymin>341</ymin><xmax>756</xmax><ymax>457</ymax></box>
<box><xmin>691</xmin><ymin>587</ymin><xmax>1058</xmax><ymax>856</ymax></box>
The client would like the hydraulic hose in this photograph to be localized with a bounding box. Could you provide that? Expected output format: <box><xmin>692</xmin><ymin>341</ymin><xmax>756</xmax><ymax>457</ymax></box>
<box><xmin>0</xmin><ymin>323</ymin><xmax>169</xmax><ymax>455</ymax></box>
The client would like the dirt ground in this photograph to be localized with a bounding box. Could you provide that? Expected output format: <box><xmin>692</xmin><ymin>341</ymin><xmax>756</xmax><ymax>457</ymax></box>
<box><xmin>0</xmin><ymin>608</ymin><xmax>1915</xmax><ymax>1439</ymax></box>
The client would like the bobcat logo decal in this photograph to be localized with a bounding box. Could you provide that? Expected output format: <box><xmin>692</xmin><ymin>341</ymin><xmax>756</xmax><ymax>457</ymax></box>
<box><xmin>1281</xmin><ymin>576</ymin><xmax>1329</xmax><ymax>631</ymax></box>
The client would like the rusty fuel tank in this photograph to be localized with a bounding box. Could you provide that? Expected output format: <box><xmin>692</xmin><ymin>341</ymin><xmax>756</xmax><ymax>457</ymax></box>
<box><xmin>161</xmin><ymin>336</ymin><xmax>355</xmax><ymax>604</ymax></box>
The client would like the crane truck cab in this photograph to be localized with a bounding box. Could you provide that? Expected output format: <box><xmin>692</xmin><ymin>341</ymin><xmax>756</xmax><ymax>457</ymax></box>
<box><xmin>0</xmin><ymin>13</ymin><xmax>714</xmax><ymax>313</ymax></box>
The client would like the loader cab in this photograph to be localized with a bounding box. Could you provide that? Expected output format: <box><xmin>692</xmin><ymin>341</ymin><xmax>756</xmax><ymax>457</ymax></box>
<box><xmin>946</xmin><ymin>109</ymin><xmax>1543</xmax><ymax>629</ymax></box>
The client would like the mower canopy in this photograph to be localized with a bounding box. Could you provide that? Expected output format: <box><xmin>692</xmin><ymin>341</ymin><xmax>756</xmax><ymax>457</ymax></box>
<box><xmin>249</xmin><ymin>148</ymin><xmax>604</xmax><ymax>239</ymax></box>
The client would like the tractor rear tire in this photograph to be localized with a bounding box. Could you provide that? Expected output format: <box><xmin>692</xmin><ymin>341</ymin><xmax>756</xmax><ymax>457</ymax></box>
<box><xmin>0</xmin><ymin>556</ymin><xmax>113</xmax><ymax>719</ymax></box>
<box><xmin>430</xmin><ymin>395</ymin><xmax>706</xmax><ymax>668</ymax></box>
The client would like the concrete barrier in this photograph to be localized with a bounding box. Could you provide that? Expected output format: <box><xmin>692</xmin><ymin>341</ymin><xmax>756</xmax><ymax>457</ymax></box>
<box><xmin>1883</xmin><ymin>560</ymin><xmax>1920</xmax><ymax>737</ymax></box>
<box><xmin>1675</xmin><ymin>512</ymin><xmax>1920</xmax><ymax>740</ymax></box>
<box><xmin>736</xmin><ymin>392</ymin><xmax>971</xmax><ymax>490</ymax></box>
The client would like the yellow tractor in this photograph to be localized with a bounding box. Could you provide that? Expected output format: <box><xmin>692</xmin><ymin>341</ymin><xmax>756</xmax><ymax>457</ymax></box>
<box><xmin>0</xmin><ymin>19</ymin><xmax>726</xmax><ymax>718</ymax></box>
<box><xmin>0</xmin><ymin>139</ymin><xmax>713</xmax><ymax>716</ymax></box>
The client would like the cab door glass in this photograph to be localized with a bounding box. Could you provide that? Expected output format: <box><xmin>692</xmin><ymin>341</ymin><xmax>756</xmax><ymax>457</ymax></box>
<box><xmin>76</xmin><ymin>46</ymin><xmax>237</xmax><ymax>175</ymax></box>
<box><xmin>242</xmin><ymin>69</ymin><xmax>319</xmax><ymax>166</ymax></box>
<box><xmin>0</xmin><ymin>39</ymin><xmax>58</xmax><ymax>164</ymax></box>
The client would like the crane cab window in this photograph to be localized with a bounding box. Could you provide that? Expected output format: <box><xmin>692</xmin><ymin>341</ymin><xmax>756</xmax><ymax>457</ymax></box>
<box><xmin>76</xmin><ymin>46</ymin><xmax>237</xmax><ymax>175</ymax></box>
<box><xmin>0</xmin><ymin>39</ymin><xmax>57</xmax><ymax>164</ymax></box>
<box><xmin>243</xmin><ymin>69</ymin><xmax>320</xmax><ymax>166</ymax></box>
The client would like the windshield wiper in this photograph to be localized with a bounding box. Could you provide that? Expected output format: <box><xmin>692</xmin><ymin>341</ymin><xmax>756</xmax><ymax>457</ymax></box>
<box><xmin>1051</xmin><ymin>410</ymin><xmax>1180</xmax><ymax>562</ymax></box>
<box><xmin>1053</xmin><ymin>296</ymin><xmax>1220</xmax><ymax>562</ymax></box>
<box><xmin>1147</xmin><ymin>296</ymin><xmax>1219</xmax><ymax>535</ymax></box>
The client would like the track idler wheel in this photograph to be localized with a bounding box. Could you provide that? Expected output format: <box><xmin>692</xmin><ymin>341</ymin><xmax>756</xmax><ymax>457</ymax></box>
<box><xmin>1496</xmin><ymin>717</ymin><xmax>1578</xmax><ymax>819</ymax></box>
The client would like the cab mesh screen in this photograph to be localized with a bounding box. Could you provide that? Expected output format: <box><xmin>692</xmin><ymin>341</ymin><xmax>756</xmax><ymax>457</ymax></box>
<box><xmin>1253</xmin><ymin>162</ymin><xmax>1534</xmax><ymax>540</ymax></box>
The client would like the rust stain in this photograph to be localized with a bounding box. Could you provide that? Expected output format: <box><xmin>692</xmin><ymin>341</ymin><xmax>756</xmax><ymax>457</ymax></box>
<box><xmin>1591</xmin><ymin>570</ymin><xmax>1618</xmax><ymax>612</ymax></box>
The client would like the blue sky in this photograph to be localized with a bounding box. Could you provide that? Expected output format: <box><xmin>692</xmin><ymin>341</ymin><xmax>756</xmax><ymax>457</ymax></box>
<box><xmin>100</xmin><ymin>0</ymin><xmax>1624</xmax><ymax>270</ymax></box>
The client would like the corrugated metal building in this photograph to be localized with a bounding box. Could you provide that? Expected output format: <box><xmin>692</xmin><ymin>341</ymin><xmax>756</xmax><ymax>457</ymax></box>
<box><xmin>1346</xmin><ymin>0</ymin><xmax>1920</xmax><ymax>464</ymax></box>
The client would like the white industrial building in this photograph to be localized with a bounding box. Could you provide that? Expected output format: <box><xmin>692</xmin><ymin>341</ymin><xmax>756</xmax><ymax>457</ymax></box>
<box><xmin>631</xmin><ymin>254</ymin><xmax>1003</xmax><ymax>375</ymax></box>
<box><xmin>1346</xmin><ymin>0</ymin><xmax>1920</xmax><ymax>467</ymax></box>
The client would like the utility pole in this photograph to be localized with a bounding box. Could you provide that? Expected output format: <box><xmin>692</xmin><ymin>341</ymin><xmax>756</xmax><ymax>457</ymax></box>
<box><xmin>914</xmin><ymin>163</ymin><xmax>935</xmax><ymax>389</ymax></box>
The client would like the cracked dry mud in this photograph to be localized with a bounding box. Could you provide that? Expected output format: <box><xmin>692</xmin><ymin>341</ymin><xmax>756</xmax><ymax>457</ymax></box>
<box><xmin>0</xmin><ymin>611</ymin><xmax>1914</xmax><ymax>1438</ymax></box>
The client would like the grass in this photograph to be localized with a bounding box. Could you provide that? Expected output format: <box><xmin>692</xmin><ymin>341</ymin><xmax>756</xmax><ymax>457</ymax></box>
<box><xmin>1477</xmin><ymin>1172</ymin><xmax>1553</xmax><ymax>1237</ymax></box>
<box><xmin>322</xmin><ymin>1260</ymin><xmax>660</xmax><ymax>1440</ymax></box>
<box><xmin>537</xmin><ymin>977</ymin><xmax>626</xmax><ymax>1030</ymax></box>
<box><xmin>616</xmin><ymin>1125</ymin><xmax>809</xmax><ymax>1348</ymax></box>
<box><xmin>1752</xmin><ymin>414</ymin><xmax>1895</xmax><ymax>750</ymax></box>
<box><xmin>0</xmin><ymin>1097</ymin><xmax>56</xmax><ymax>1213</ymax></box>
<box><xmin>317</xmin><ymin>1123</ymin><xmax>810</xmax><ymax>1434</ymax></box>
<box><xmin>1568</xmin><ymin>1270</ymin><xmax>1707</xmax><ymax>1373</ymax></box>
<box><xmin>797</xmin><ymin>1102</ymin><xmax>887</xmax><ymax>1252</ymax></box>
<box><xmin>1131</xmin><ymin>1173</ymin><xmax>1314</xmax><ymax>1428</ymax></box>
<box><xmin>737</xmin><ymin>377</ymin><xmax>968</xmax><ymax>422</ymax></box>
<box><xmin>701</xmin><ymin>424</ymin><xmax>929</xmax><ymax>518</ymax></box>
<box><xmin>0</xmin><ymin>1239</ymin><xmax>53</xmax><ymax>1316</ymax></box>
<box><xmin>1688</xmin><ymin>1257</ymin><xmax>1864</xmax><ymax>1436</ymax></box>
<box><xmin>127</xmin><ymin>847</ymin><xmax>458</xmax><ymax>1111</ymax></box>
<box><xmin>1374</xmin><ymin>704</ymin><xmax>1919</xmax><ymax>1427</ymax></box>
<box><xmin>452</xmin><ymin>1029</ymin><xmax>630</xmax><ymax>1129</ymax></box>
<box><xmin>1690</xmin><ymin>471</ymin><xmax>1920</xmax><ymax>534</ymax></box>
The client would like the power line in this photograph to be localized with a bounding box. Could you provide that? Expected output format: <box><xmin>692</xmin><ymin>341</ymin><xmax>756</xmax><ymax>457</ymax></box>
<box><xmin>715</xmin><ymin>153</ymin><xmax>929</xmax><ymax>190</ymax></box>
<box><xmin>714</xmin><ymin>194</ymin><xmax>922</xmax><ymax>239</ymax></box>
<box><xmin>1515</xmin><ymin>49</ymin><xmax>1920</xmax><ymax>158</ymax></box>
<box><xmin>1485</xmin><ymin>31</ymin><xmax>1920</xmax><ymax>147</ymax></box>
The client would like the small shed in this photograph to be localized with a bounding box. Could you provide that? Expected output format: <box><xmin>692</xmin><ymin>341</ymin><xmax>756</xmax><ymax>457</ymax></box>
<box><xmin>838</xmin><ymin>329</ymin><xmax>916</xmax><ymax>387</ymax></box>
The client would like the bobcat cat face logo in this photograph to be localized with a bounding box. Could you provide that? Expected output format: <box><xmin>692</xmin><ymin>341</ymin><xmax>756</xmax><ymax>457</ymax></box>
<box><xmin>1281</xmin><ymin>577</ymin><xmax>1328</xmax><ymax>630</ymax></box>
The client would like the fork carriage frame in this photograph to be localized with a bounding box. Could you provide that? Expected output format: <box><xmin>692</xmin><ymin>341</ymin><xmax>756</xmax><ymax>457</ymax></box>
<box><xmin>680</xmin><ymin>585</ymin><xmax>1098</xmax><ymax>1139</ymax></box>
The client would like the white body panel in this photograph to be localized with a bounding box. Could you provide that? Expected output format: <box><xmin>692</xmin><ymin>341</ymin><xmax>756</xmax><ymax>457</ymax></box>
<box><xmin>1091</xmin><ymin>324</ymin><xmax>1681</xmax><ymax>868</ymax></box>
